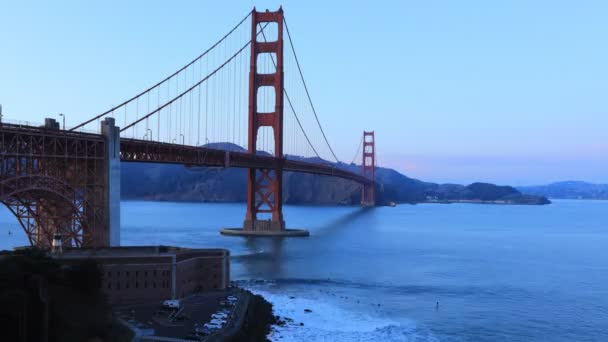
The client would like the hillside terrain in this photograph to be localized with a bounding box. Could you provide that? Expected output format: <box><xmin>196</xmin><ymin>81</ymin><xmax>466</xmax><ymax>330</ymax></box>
<box><xmin>518</xmin><ymin>181</ymin><xmax>608</xmax><ymax>199</ymax></box>
<box><xmin>122</xmin><ymin>143</ymin><xmax>550</xmax><ymax>205</ymax></box>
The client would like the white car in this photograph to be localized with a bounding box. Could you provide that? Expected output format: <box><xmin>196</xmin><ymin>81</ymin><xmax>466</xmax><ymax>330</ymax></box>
<box><xmin>212</xmin><ymin>312</ymin><xmax>228</xmax><ymax>319</ymax></box>
<box><xmin>162</xmin><ymin>299</ymin><xmax>181</xmax><ymax>309</ymax></box>
<box><xmin>203</xmin><ymin>323</ymin><xmax>221</xmax><ymax>331</ymax></box>
<box><xmin>209</xmin><ymin>318</ymin><xmax>226</xmax><ymax>326</ymax></box>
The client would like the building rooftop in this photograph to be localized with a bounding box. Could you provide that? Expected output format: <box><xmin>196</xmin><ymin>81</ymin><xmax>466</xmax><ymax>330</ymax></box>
<box><xmin>53</xmin><ymin>246</ymin><xmax>228</xmax><ymax>260</ymax></box>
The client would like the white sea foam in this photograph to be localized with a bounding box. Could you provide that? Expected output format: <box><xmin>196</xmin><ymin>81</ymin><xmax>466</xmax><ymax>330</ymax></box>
<box><xmin>248</xmin><ymin>286</ymin><xmax>439</xmax><ymax>342</ymax></box>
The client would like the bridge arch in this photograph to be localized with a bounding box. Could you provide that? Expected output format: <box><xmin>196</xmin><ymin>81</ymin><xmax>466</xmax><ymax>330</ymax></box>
<box><xmin>0</xmin><ymin>175</ymin><xmax>89</xmax><ymax>248</ymax></box>
<box><xmin>1</xmin><ymin>198</ymin><xmax>37</xmax><ymax>248</ymax></box>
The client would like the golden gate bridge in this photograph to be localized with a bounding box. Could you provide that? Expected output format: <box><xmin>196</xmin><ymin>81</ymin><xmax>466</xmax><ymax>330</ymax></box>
<box><xmin>0</xmin><ymin>7</ymin><xmax>377</xmax><ymax>248</ymax></box>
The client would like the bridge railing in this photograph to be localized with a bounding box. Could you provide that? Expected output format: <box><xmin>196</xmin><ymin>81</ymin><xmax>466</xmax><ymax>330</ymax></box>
<box><xmin>1</xmin><ymin>118</ymin><xmax>44</xmax><ymax>128</ymax></box>
<box><xmin>1</xmin><ymin>118</ymin><xmax>101</xmax><ymax>136</ymax></box>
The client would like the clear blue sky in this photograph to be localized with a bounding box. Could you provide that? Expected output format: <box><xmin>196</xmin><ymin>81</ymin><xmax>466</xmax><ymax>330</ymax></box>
<box><xmin>1</xmin><ymin>0</ymin><xmax>606</xmax><ymax>185</ymax></box>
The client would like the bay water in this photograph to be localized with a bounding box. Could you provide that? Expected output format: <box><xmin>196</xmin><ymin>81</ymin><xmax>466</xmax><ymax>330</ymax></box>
<box><xmin>1</xmin><ymin>200</ymin><xmax>606</xmax><ymax>341</ymax></box>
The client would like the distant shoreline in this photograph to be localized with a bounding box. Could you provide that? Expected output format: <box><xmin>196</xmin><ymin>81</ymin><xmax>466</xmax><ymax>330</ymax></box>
<box><xmin>423</xmin><ymin>199</ymin><xmax>551</xmax><ymax>205</ymax></box>
<box><xmin>518</xmin><ymin>181</ymin><xmax>608</xmax><ymax>200</ymax></box>
<box><xmin>118</xmin><ymin>197</ymin><xmax>551</xmax><ymax>206</ymax></box>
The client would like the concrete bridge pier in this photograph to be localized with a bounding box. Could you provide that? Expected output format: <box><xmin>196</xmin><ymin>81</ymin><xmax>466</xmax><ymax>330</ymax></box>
<box><xmin>101</xmin><ymin>118</ymin><xmax>121</xmax><ymax>246</ymax></box>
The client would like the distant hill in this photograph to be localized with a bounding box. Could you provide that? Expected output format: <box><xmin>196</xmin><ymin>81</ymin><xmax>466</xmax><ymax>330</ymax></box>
<box><xmin>121</xmin><ymin>143</ymin><xmax>550</xmax><ymax>205</ymax></box>
<box><xmin>518</xmin><ymin>181</ymin><xmax>608</xmax><ymax>199</ymax></box>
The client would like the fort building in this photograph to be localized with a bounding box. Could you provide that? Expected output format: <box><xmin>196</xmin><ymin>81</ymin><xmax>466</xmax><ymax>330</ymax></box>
<box><xmin>54</xmin><ymin>246</ymin><xmax>230</xmax><ymax>305</ymax></box>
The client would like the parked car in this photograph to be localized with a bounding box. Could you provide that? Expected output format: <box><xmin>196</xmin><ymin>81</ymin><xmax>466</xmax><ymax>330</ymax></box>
<box><xmin>211</xmin><ymin>312</ymin><xmax>228</xmax><ymax>319</ymax></box>
<box><xmin>195</xmin><ymin>325</ymin><xmax>213</xmax><ymax>335</ymax></box>
<box><xmin>210</xmin><ymin>318</ymin><xmax>226</xmax><ymax>325</ymax></box>
<box><xmin>203</xmin><ymin>322</ymin><xmax>222</xmax><ymax>331</ymax></box>
<box><xmin>162</xmin><ymin>299</ymin><xmax>181</xmax><ymax>309</ymax></box>
<box><xmin>219</xmin><ymin>300</ymin><xmax>234</xmax><ymax>307</ymax></box>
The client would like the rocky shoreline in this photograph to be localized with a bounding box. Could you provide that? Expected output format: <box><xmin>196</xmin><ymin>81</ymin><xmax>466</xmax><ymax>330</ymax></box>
<box><xmin>219</xmin><ymin>290</ymin><xmax>277</xmax><ymax>342</ymax></box>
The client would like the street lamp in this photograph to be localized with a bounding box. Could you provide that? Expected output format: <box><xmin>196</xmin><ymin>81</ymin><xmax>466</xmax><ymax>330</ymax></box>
<box><xmin>180</xmin><ymin>133</ymin><xmax>185</xmax><ymax>145</ymax></box>
<box><xmin>58</xmin><ymin>113</ymin><xmax>65</xmax><ymax>130</ymax></box>
<box><xmin>147</xmin><ymin>128</ymin><xmax>153</xmax><ymax>141</ymax></box>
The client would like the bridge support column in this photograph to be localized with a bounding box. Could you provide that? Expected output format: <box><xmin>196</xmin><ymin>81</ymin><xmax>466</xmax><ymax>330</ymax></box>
<box><xmin>244</xmin><ymin>8</ymin><xmax>285</xmax><ymax>233</ymax></box>
<box><xmin>101</xmin><ymin>118</ymin><xmax>121</xmax><ymax>246</ymax></box>
<box><xmin>362</xmin><ymin>131</ymin><xmax>375</xmax><ymax>206</ymax></box>
<box><xmin>221</xmin><ymin>7</ymin><xmax>308</xmax><ymax>237</ymax></box>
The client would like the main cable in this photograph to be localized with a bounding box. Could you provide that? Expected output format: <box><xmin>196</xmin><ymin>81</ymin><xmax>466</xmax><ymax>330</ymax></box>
<box><xmin>350</xmin><ymin>136</ymin><xmax>363</xmax><ymax>165</ymax></box>
<box><xmin>284</xmin><ymin>16</ymin><xmax>340</xmax><ymax>163</ymax></box>
<box><xmin>258</xmin><ymin>25</ymin><xmax>321</xmax><ymax>159</ymax></box>
<box><xmin>122</xmin><ymin>22</ymin><xmax>271</xmax><ymax>133</ymax></box>
<box><xmin>121</xmin><ymin>41</ymin><xmax>251</xmax><ymax>132</ymax></box>
<box><xmin>71</xmin><ymin>11</ymin><xmax>252</xmax><ymax>131</ymax></box>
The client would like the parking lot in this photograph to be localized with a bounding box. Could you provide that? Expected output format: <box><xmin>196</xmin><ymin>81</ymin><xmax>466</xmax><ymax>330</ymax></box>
<box><xmin>114</xmin><ymin>289</ymin><xmax>243</xmax><ymax>341</ymax></box>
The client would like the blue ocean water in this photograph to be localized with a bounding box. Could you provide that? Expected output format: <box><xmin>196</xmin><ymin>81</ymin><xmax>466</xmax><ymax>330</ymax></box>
<box><xmin>1</xmin><ymin>200</ymin><xmax>607</xmax><ymax>341</ymax></box>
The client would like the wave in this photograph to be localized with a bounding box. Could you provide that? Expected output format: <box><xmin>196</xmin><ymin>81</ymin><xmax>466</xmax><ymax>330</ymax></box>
<box><xmin>235</xmin><ymin>277</ymin><xmax>504</xmax><ymax>297</ymax></box>
<box><xmin>269</xmin><ymin>324</ymin><xmax>439</xmax><ymax>342</ymax></box>
<box><xmin>247</xmin><ymin>285</ymin><xmax>440</xmax><ymax>342</ymax></box>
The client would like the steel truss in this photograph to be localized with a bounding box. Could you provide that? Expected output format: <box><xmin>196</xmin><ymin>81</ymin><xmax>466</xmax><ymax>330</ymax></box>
<box><xmin>0</xmin><ymin>123</ymin><xmax>106</xmax><ymax>248</ymax></box>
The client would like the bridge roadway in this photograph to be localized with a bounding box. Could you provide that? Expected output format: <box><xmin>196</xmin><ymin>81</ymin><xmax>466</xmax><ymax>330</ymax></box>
<box><xmin>120</xmin><ymin>138</ymin><xmax>373</xmax><ymax>185</ymax></box>
<box><xmin>0</xmin><ymin>122</ymin><xmax>370</xmax><ymax>185</ymax></box>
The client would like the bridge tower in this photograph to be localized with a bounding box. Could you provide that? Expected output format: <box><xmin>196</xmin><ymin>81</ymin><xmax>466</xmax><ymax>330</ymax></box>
<box><xmin>243</xmin><ymin>7</ymin><xmax>286</xmax><ymax>232</ymax></box>
<box><xmin>361</xmin><ymin>131</ymin><xmax>375</xmax><ymax>206</ymax></box>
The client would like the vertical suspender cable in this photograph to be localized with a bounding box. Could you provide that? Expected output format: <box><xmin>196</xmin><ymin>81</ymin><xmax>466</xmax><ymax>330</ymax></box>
<box><xmin>284</xmin><ymin>17</ymin><xmax>339</xmax><ymax>163</ymax></box>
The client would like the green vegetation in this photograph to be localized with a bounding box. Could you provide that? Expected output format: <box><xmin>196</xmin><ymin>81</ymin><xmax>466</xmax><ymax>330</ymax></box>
<box><xmin>0</xmin><ymin>248</ymin><xmax>133</xmax><ymax>342</ymax></box>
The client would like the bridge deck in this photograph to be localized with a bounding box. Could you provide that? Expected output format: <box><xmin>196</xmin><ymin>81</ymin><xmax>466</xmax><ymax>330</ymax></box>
<box><xmin>120</xmin><ymin>138</ymin><xmax>372</xmax><ymax>185</ymax></box>
<box><xmin>0</xmin><ymin>123</ymin><xmax>371</xmax><ymax>185</ymax></box>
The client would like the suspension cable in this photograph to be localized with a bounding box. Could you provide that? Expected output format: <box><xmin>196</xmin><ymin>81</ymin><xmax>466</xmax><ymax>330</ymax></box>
<box><xmin>71</xmin><ymin>11</ymin><xmax>252</xmax><ymax>131</ymax></box>
<box><xmin>121</xmin><ymin>41</ymin><xmax>251</xmax><ymax>132</ymax></box>
<box><xmin>122</xmin><ymin>22</ymin><xmax>271</xmax><ymax>133</ymax></box>
<box><xmin>350</xmin><ymin>136</ymin><xmax>363</xmax><ymax>164</ymax></box>
<box><xmin>258</xmin><ymin>26</ymin><xmax>321</xmax><ymax>160</ymax></box>
<box><xmin>284</xmin><ymin>16</ymin><xmax>340</xmax><ymax>163</ymax></box>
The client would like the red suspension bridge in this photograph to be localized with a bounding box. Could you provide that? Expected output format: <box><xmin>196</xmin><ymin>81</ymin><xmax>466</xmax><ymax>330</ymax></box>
<box><xmin>0</xmin><ymin>7</ymin><xmax>377</xmax><ymax>248</ymax></box>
